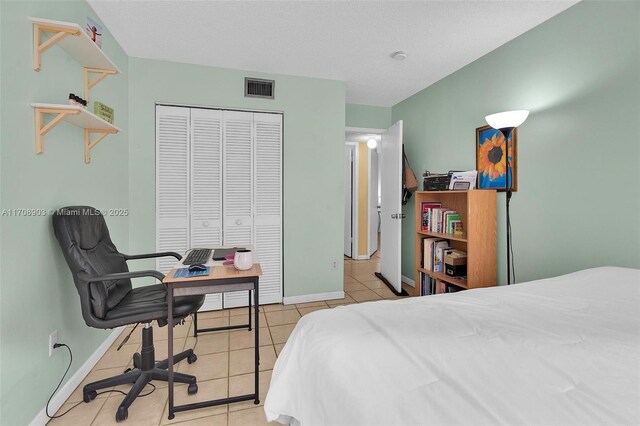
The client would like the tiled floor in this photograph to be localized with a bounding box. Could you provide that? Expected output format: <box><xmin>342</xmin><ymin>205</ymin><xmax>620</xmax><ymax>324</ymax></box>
<box><xmin>50</xmin><ymin>253</ymin><xmax>411</xmax><ymax>425</ymax></box>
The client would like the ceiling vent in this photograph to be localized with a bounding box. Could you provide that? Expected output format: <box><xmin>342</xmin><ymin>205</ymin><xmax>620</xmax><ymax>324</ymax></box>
<box><xmin>245</xmin><ymin>77</ymin><xmax>275</xmax><ymax>99</ymax></box>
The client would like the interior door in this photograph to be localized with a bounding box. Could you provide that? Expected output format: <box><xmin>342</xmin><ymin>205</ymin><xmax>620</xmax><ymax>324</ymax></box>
<box><xmin>156</xmin><ymin>105</ymin><xmax>190</xmax><ymax>274</ymax></box>
<box><xmin>190</xmin><ymin>108</ymin><xmax>223</xmax><ymax>311</ymax></box>
<box><xmin>222</xmin><ymin>110</ymin><xmax>254</xmax><ymax>308</ymax></box>
<box><xmin>253</xmin><ymin>113</ymin><xmax>283</xmax><ymax>305</ymax></box>
<box><xmin>344</xmin><ymin>145</ymin><xmax>354</xmax><ymax>257</ymax></box>
<box><xmin>368</xmin><ymin>147</ymin><xmax>379</xmax><ymax>256</ymax></box>
<box><xmin>379</xmin><ymin>121</ymin><xmax>403</xmax><ymax>292</ymax></box>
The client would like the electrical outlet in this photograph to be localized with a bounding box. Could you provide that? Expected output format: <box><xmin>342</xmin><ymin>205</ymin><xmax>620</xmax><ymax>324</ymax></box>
<box><xmin>49</xmin><ymin>330</ymin><xmax>59</xmax><ymax>357</ymax></box>
<box><xmin>331</xmin><ymin>260</ymin><xmax>338</xmax><ymax>270</ymax></box>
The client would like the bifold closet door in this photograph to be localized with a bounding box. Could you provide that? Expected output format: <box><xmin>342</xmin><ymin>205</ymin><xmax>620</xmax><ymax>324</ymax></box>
<box><xmin>222</xmin><ymin>111</ymin><xmax>255</xmax><ymax>308</ymax></box>
<box><xmin>156</xmin><ymin>106</ymin><xmax>190</xmax><ymax>274</ymax></box>
<box><xmin>190</xmin><ymin>108</ymin><xmax>223</xmax><ymax>311</ymax></box>
<box><xmin>253</xmin><ymin>113</ymin><xmax>283</xmax><ymax>305</ymax></box>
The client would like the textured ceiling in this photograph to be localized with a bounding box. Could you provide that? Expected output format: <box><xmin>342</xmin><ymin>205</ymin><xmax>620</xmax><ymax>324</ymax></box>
<box><xmin>88</xmin><ymin>0</ymin><xmax>578</xmax><ymax>107</ymax></box>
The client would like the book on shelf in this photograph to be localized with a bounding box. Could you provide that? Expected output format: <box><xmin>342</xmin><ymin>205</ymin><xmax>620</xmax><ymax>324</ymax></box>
<box><xmin>433</xmin><ymin>241</ymin><xmax>451</xmax><ymax>273</ymax></box>
<box><xmin>421</xmin><ymin>202</ymin><xmax>442</xmax><ymax>232</ymax></box>
<box><xmin>421</xmin><ymin>204</ymin><xmax>464</xmax><ymax>236</ymax></box>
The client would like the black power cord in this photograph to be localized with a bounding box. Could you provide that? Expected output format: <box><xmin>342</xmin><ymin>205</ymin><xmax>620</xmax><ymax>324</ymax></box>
<box><xmin>45</xmin><ymin>343</ymin><xmax>156</xmax><ymax>419</ymax></box>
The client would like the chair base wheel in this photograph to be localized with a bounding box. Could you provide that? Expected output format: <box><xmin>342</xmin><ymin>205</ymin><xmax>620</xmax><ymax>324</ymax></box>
<box><xmin>116</xmin><ymin>407</ymin><xmax>128</xmax><ymax>422</ymax></box>
<box><xmin>188</xmin><ymin>383</ymin><xmax>198</xmax><ymax>395</ymax></box>
<box><xmin>187</xmin><ymin>353</ymin><xmax>197</xmax><ymax>364</ymax></box>
<box><xmin>83</xmin><ymin>390</ymin><xmax>97</xmax><ymax>403</ymax></box>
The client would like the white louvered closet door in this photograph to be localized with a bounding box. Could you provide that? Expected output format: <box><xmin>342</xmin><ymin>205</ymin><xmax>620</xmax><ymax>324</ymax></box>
<box><xmin>222</xmin><ymin>111</ymin><xmax>255</xmax><ymax>308</ymax></box>
<box><xmin>156</xmin><ymin>106</ymin><xmax>190</xmax><ymax>274</ymax></box>
<box><xmin>253</xmin><ymin>113</ymin><xmax>283</xmax><ymax>304</ymax></box>
<box><xmin>190</xmin><ymin>108</ymin><xmax>223</xmax><ymax>311</ymax></box>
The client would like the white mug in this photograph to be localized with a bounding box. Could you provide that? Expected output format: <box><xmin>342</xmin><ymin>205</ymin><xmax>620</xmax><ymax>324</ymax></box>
<box><xmin>233</xmin><ymin>249</ymin><xmax>253</xmax><ymax>271</ymax></box>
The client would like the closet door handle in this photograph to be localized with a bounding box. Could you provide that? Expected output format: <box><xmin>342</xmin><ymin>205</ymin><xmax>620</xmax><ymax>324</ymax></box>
<box><xmin>203</xmin><ymin>221</ymin><xmax>209</xmax><ymax>227</ymax></box>
<box><xmin>236</xmin><ymin>219</ymin><xmax>242</xmax><ymax>226</ymax></box>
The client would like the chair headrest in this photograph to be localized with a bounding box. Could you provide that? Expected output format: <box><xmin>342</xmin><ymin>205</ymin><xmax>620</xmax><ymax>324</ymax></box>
<box><xmin>53</xmin><ymin>206</ymin><xmax>108</xmax><ymax>250</ymax></box>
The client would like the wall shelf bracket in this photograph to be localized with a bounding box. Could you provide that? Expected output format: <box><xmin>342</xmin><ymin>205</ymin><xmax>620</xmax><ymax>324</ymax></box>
<box><xmin>84</xmin><ymin>128</ymin><xmax>117</xmax><ymax>164</ymax></box>
<box><xmin>34</xmin><ymin>107</ymin><xmax>80</xmax><ymax>154</ymax></box>
<box><xmin>33</xmin><ymin>22</ymin><xmax>80</xmax><ymax>71</ymax></box>
<box><xmin>84</xmin><ymin>67</ymin><xmax>117</xmax><ymax>100</ymax></box>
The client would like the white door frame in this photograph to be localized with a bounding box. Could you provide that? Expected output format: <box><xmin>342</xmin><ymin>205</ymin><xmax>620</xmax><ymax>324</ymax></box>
<box><xmin>345</xmin><ymin>127</ymin><xmax>385</xmax><ymax>260</ymax></box>
<box><xmin>345</xmin><ymin>142</ymin><xmax>358</xmax><ymax>258</ymax></box>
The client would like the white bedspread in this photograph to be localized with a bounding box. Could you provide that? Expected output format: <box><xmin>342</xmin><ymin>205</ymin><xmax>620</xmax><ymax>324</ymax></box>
<box><xmin>264</xmin><ymin>267</ymin><xmax>640</xmax><ymax>425</ymax></box>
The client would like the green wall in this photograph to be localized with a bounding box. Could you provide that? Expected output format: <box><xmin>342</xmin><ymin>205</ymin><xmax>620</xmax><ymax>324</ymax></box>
<box><xmin>0</xmin><ymin>2</ymin><xmax>129</xmax><ymax>424</ymax></box>
<box><xmin>128</xmin><ymin>58</ymin><xmax>346</xmax><ymax>298</ymax></box>
<box><xmin>393</xmin><ymin>1</ymin><xmax>640</xmax><ymax>284</ymax></box>
<box><xmin>346</xmin><ymin>103</ymin><xmax>391</xmax><ymax>129</ymax></box>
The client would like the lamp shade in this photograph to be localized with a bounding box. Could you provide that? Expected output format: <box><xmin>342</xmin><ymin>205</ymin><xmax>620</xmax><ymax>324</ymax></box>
<box><xmin>485</xmin><ymin>110</ymin><xmax>529</xmax><ymax>130</ymax></box>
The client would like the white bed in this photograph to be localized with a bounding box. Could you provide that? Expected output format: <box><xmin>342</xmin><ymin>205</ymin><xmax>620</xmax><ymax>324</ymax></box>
<box><xmin>264</xmin><ymin>267</ymin><xmax>640</xmax><ymax>425</ymax></box>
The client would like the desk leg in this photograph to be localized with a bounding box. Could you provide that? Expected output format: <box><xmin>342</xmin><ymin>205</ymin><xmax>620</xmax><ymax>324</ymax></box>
<box><xmin>167</xmin><ymin>287</ymin><xmax>175</xmax><ymax>420</ymax></box>
<box><xmin>248</xmin><ymin>290</ymin><xmax>252</xmax><ymax>331</ymax></box>
<box><xmin>193</xmin><ymin>311</ymin><xmax>198</xmax><ymax>337</ymax></box>
<box><xmin>254</xmin><ymin>278</ymin><xmax>260</xmax><ymax>404</ymax></box>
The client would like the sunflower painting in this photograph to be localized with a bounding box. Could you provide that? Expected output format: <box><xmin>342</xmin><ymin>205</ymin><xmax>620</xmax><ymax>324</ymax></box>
<box><xmin>476</xmin><ymin>125</ymin><xmax>517</xmax><ymax>191</ymax></box>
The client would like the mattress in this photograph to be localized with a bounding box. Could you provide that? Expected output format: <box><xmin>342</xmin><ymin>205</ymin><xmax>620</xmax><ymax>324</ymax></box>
<box><xmin>264</xmin><ymin>267</ymin><xmax>640</xmax><ymax>425</ymax></box>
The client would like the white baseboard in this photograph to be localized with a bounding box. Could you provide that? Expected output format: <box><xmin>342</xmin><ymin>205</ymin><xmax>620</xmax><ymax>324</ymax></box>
<box><xmin>283</xmin><ymin>291</ymin><xmax>345</xmax><ymax>305</ymax></box>
<box><xmin>402</xmin><ymin>275</ymin><xmax>415</xmax><ymax>287</ymax></box>
<box><xmin>30</xmin><ymin>327</ymin><xmax>125</xmax><ymax>426</ymax></box>
<box><xmin>353</xmin><ymin>254</ymin><xmax>370</xmax><ymax>260</ymax></box>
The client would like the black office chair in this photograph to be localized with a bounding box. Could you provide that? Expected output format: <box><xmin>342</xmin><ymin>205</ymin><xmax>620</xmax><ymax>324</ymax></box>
<box><xmin>52</xmin><ymin>206</ymin><xmax>204</xmax><ymax>422</ymax></box>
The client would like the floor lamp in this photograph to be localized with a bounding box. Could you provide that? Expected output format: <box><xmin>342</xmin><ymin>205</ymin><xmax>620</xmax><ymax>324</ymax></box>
<box><xmin>485</xmin><ymin>110</ymin><xmax>529</xmax><ymax>285</ymax></box>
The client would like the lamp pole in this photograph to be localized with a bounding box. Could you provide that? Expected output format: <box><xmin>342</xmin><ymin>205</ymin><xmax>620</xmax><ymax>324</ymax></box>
<box><xmin>499</xmin><ymin>127</ymin><xmax>514</xmax><ymax>285</ymax></box>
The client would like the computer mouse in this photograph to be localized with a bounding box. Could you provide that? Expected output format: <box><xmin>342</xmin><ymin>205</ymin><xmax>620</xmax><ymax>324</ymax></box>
<box><xmin>188</xmin><ymin>264</ymin><xmax>207</xmax><ymax>272</ymax></box>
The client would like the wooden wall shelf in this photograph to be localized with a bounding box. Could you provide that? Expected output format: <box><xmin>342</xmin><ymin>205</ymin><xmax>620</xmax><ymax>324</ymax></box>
<box><xmin>32</xmin><ymin>103</ymin><xmax>120</xmax><ymax>164</ymax></box>
<box><xmin>31</xmin><ymin>17</ymin><xmax>120</xmax><ymax>100</ymax></box>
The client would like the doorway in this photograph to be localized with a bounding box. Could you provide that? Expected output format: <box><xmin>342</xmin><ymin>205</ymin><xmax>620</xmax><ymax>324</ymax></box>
<box><xmin>344</xmin><ymin>129</ymin><xmax>382</xmax><ymax>260</ymax></box>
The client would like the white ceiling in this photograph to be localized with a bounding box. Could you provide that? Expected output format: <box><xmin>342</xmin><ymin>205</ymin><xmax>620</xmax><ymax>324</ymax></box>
<box><xmin>88</xmin><ymin>0</ymin><xmax>578</xmax><ymax>107</ymax></box>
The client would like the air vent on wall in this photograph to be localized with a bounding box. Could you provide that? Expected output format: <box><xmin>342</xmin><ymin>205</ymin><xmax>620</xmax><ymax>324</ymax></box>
<box><xmin>245</xmin><ymin>77</ymin><xmax>275</xmax><ymax>99</ymax></box>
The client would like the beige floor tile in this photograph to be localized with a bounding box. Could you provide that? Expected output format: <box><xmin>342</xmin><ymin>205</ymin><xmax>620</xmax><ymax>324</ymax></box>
<box><xmin>177</xmin><ymin>351</ymin><xmax>228</xmax><ymax>381</ymax></box>
<box><xmin>47</xmin><ymin>396</ymin><xmax>107</xmax><ymax>425</ymax></box>
<box><xmin>229</xmin><ymin>327</ymin><xmax>272</xmax><ymax>350</ymax></box>
<box><xmin>352</xmin><ymin>272</ymin><xmax>380</xmax><ymax>282</ymax></box>
<box><xmin>326</xmin><ymin>294</ymin><xmax>356</xmax><ymax>307</ymax></box>
<box><xmin>294</xmin><ymin>301</ymin><xmax>328</xmax><ymax>308</ymax></box>
<box><xmin>343</xmin><ymin>276</ymin><xmax>358</xmax><ymax>284</ymax></box>
<box><xmin>228</xmin><ymin>406</ymin><xmax>279</xmax><ymax>426</ymax></box>
<box><xmin>184</xmin><ymin>332</ymin><xmax>229</xmax><ymax>356</ymax></box>
<box><xmin>298</xmin><ymin>306</ymin><xmax>329</xmax><ymax>316</ymax></box>
<box><xmin>261</xmin><ymin>303</ymin><xmax>296</xmax><ymax>312</ymax></box>
<box><xmin>274</xmin><ymin>344</ymin><xmax>286</xmax><ymax>357</ymax></box>
<box><xmin>162</xmin><ymin>378</ymin><xmax>228</xmax><ymax>424</ymax></box>
<box><xmin>360</xmin><ymin>279</ymin><xmax>386</xmax><ymax>290</ymax></box>
<box><xmin>229</xmin><ymin>346</ymin><xmax>276</xmax><ymax>376</ymax></box>
<box><xmin>191</xmin><ymin>317</ymin><xmax>230</xmax><ymax>333</ymax></box>
<box><xmin>348</xmin><ymin>289</ymin><xmax>383</xmax><ymax>302</ymax></box>
<box><xmin>344</xmin><ymin>281</ymin><xmax>368</xmax><ymax>292</ymax></box>
<box><xmin>229</xmin><ymin>311</ymin><xmax>267</xmax><ymax>328</ymax></box>
<box><xmin>155</xmin><ymin>338</ymin><xmax>188</xmax><ymax>361</ymax></box>
<box><xmin>264</xmin><ymin>309</ymin><xmax>301</xmax><ymax>327</ymax></box>
<box><xmin>171</xmin><ymin>413</ymin><xmax>227</xmax><ymax>426</ymax></box>
<box><xmin>66</xmin><ymin>367</ymin><xmax>127</xmax><ymax>403</ymax></box>
<box><xmin>94</xmin><ymin>343</ymin><xmax>139</xmax><ymax>370</ymax></box>
<box><xmin>196</xmin><ymin>309</ymin><xmax>229</xmax><ymax>319</ymax></box>
<box><xmin>93</xmin><ymin>387</ymin><xmax>168</xmax><ymax>426</ymax></box>
<box><xmin>154</xmin><ymin>322</ymin><xmax>192</xmax><ymax>341</ymax></box>
<box><xmin>372</xmin><ymin>286</ymin><xmax>404</xmax><ymax>300</ymax></box>
<box><xmin>228</xmin><ymin>370</ymin><xmax>272</xmax><ymax>412</ymax></box>
<box><xmin>268</xmin><ymin>324</ymin><xmax>296</xmax><ymax>345</ymax></box>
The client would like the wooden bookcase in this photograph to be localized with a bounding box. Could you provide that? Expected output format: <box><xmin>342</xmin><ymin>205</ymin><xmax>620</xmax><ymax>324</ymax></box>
<box><xmin>413</xmin><ymin>190</ymin><xmax>496</xmax><ymax>296</ymax></box>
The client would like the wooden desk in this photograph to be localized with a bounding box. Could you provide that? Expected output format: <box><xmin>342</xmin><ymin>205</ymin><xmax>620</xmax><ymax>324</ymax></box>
<box><xmin>163</xmin><ymin>262</ymin><xmax>262</xmax><ymax>420</ymax></box>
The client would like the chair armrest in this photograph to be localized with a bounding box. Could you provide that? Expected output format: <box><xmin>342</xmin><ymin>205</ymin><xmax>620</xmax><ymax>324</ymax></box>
<box><xmin>122</xmin><ymin>251</ymin><xmax>182</xmax><ymax>261</ymax></box>
<box><xmin>78</xmin><ymin>270</ymin><xmax>166</xmax><ymax>283</ymax></box>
